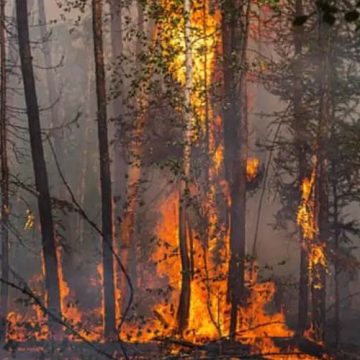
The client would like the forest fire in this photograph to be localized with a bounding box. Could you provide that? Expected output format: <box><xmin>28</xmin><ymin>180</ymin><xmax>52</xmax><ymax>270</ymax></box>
<box><xmin>246</xmin><ymin>157</ymin><xmax>260</xmax><ymax>182</ymax></box>
<box><xmin>297</xmin><ymin>162</ymin><xmax>327</xmax><ymax>283</ymax></box>
<box><xmin>0</xmin><ymin>0</ymin><xmax>357</xmax><ymax>358</ymax></box>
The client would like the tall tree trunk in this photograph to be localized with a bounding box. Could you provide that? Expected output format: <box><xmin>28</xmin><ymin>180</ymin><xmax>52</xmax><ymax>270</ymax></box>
<box><xmin>0</xmin><ymin>0</ymin><xmax>9</xmax><ymax>341</ymax></box>
<box><xmin>120</xmin><ymin>0</ymin><xmax>146</xmax><ymax>309</ymax></box>
<box><xmin>15</xmin><ymin>0</ymin><xmax>62</xmax><ymax>337</ymax></box>
<box><xmin>37</xmin><ymin>0</ymin><xmax>77</xmax><ymax>292</ymax></box>
<box><xmin>177</xmin><ymin>0</ymin><xmax>192</xmax><ymax>334</ymax></box>
<box><xmin>203</xmin><ymin>2</ymin><xmax>210</xmax><ymax>192</ymax></box>
<box><xmin>77</xmin><ymin>58</ymin><xmax>95</xmax><ymax>246</ymax></box>
<box><xmin>311</xmin><ymin>8</ymin><xmax>330</xmax><ymax>343</ymax></box>
<box><xmin>91</xmin><ymin>0</ymin><xmax>116</xmax><ymax>340</ymax></box>
<box><xmin>109</xmin><ymin>0</ymin><xmax>125</xmax><ymax>311</ymax></box>
<box><xmin>110</xmin><ymin>0</ymin><xmax>125</xmax><ymax>234</ymax></box>
<box><xmin>37</xmin><ymin>0</ymin><xmax>61</xmax><ymax>163</ymax></box>
<box><xmin>331</xmin><ymin>162</ymin><xmax>340</xmax><ymax>349</ymax></box>
<box><xmin>294</xmin><ymin>0</ymin><xmax>309</xmax><ymax>336</ymax></box>
<box><xmin>221</xmin><ymin>0</ymin><xmax>249</xmax><ymax>339</ymax></box>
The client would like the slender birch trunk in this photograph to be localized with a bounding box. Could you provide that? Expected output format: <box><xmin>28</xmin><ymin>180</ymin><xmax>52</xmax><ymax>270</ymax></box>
<box><xmin>177</xmin><ymin>0</ymin><xmax>192</xmax><ymax>334</ymax></box>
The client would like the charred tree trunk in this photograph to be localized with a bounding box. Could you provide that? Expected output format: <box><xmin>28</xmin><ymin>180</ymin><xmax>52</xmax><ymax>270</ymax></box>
<box><xmin>312</xmin><ymin>159</ymin><xmax>328</xmax><ymax>344</ymax></box>
<box><xmin>37</xmin><ymin>0</ymin><xmax>77</xmax><ymax>291</ymax></box>
<box><xmin>311</xmin><ymin>8</ymin><xmax>331</xmax><ymax>343</ymax></box>
<box><xmin>331</xmin><ymin>161</ymin><xmax>340</xmax><ymax>349</ymax></box>
<box><xmin>37</xmin><ymin>0</ymin><xmax>61</xmax><ymax>167</ymax></box>
<box><xmin>110</xmin><ymin>0</ymin><xmax>125</xmax><ymax>235</ymax></box>
<box><xmin>77</xmin><ymin>57</ymin><xmax>95</xmax><ymax>246</ymax></box>
<box><xmin>92</xmin><ymin>0</ymin><xmax>116</xmax><ymax>340</ymax></box>
<box><xmin>0</xmin><ymin>0</ymin><xmax>9</xmax><ymax>341</ymax></box>
<box><xmin>109</xmin><ymin>0</ymin><xmax>126</xmax><ymax>316</ymax></box>
<box><xmin>294</xmin><ymin>0</ymin><xmax>309</xmax><ymax>336</ymax></box>
<box><xmin>15</xmin><ymin>0</ymin><xmax>62</xmax><ymax>337</ymax></box>
<box><xmin>177</xmin><ymin>0</ymin><xmax>192</xmax><ymax>335</ymax></box>
<box><xmin>221</xmin><ymin>0</ymin><xmax>249</xmax><ymax>339</ymax></box>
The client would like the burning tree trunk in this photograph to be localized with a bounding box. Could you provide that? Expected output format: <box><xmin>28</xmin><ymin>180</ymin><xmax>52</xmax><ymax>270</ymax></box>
<box><xmin>293</xmin><ymin>0</ymin><xmax>309</xmax><ymax>336</ymax></box>
<box><xmin>311</xmin><ymin>9</ymin><xmax>331</xmax><ymax>343</ymax></box>
<box><xmin>221</xmin><ymin>0</ymin><xmax>249</xmax><ymax>339</ymax></box>
<box><xmin>0</xmin><ymin>0</ymin><xmax>9</xmax><ymax>340</ymax></box>
<box><xmin>177</xmin><ymin>0</ymin><xmax>193</xmax><ymax>335</ymax></box>
<box><xmin>91</xmin><ymin>0</ymin><xmax>116</xmax><ymax>340</ymax></box>
<box><xmin>15</xmin><ymin>0</ymin><xmax>62</xmax><ymax>337</ymax></box>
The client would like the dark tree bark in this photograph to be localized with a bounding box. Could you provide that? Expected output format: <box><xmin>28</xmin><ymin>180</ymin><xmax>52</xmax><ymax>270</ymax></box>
<box><xmin>15</xmin><ymin>0</ymin><xmax>62</xmax><ymax>337</ymax></box>
<box><xmin>109</xmin><ymin>0</ymin><xmax>125</xmax><ymax>324</ymax></box>
<box><xmin>91</xmin><ymin>0</ymin><xmax>117</xmax><ymax>340</ymax></box>
<box><xmin>311</xmin><ymin>9</ymin><xmax>331</xmax><ymax>343</ymax></box>
<box><xmin>110</xmin><ymin>0</ymin><xmax>125</xmax><ymax>259</ymax></box>
<box><xmin>331</xmin><ymin>162</ymin><xmax>340</xmax><ymax>349</ymax></box>
<box><xmin>177</xmin><ymin>189</ymin><xmax>191</xmax><ymax>334</ymax></box>
<box><xmin>293</xmin><ymin>0</ymin><xmax>309</xmax><ymax>336</ymax></box>
<box><xmin>37</xmin><ymin>0</ymin><xmax>61</xmax><ymax>161</ymax></box>
<box><xmin>110</xmin><ymin>0</ymin><xmax>126</xmax><ymax>240</ymax></box>
<box><xmin>221</xmin><ymin>0</ymin><xmax>249</xmax><ymax>339</ymax></box>
<box><xmin>37</xmin><ymin>0</ymin><xmax>76</xmax><ymax>291</ymax></box>
<box><xmin>0</xmin><ymin>0</ymin><xmax>9</xmax><ymax>341</ymax></box>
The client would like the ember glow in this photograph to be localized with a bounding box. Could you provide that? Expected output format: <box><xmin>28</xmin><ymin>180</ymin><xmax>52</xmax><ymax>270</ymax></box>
<box><xmin>297</xmin><ymin>161</ymin><xmax>327</xmax><ymax>284</ymax></box>
<box><xmin>246</xmin><ymin>157</ymin><xmax>260</xmax><ymax>182</ymax></box>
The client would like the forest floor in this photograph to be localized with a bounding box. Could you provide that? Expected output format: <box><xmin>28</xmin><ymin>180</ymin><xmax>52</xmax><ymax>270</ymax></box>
<box><xmin>0</xmin><ymin>336</ymin><xmax>360</xmax><ymax>359</ymax></box>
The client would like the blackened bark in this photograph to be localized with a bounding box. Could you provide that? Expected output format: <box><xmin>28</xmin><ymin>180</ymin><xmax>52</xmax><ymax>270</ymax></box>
<box><xmin>37</xmin><ymin>0</ymin><xmax>77</xmax><ymax>293</ymax></box>
<box><xmin>110</xmin><ymin>0</ymin><xmax>126</xmax><ymax>311</ymax></box>
<box><xmin>297</xmin><ymin>242</ymin><xmax>309</xmax><ymax>334</ymax></box>
<box><xmin>15</xmin><ymin>0</ymin><xmax>62</xmax><ymax>337</ymax></box>
<box><xmin>177</xmin><ymin>0</ymin><xmax>192</xmax><ymax>334</ymax></box>
<box><xmin>177</xmin><ymin>188</ymin><xmax>191</xmax><ymax>334</ymax></box>
<box><xmin>312</xmin><ymin>163</ymin><xmax>328</xmax><ymax>343</ymax></box>
<box><xmin>92</xmin><ymin>0</ymin><xmax>117</xmax><ymax>340</ymax></box>
<box><xmin>294</xmin><ymin>0</ymin><xmax>309</xmax><ymax>336</ymax></box>
<box><xmin>110</xmin><ymin>0</ymin><xmax>126</xmax><ymax>235</ymax></box>
<box><xmin>331</xmin><ymin>162</ymin><xmax>340</xmax><ymax>349</ymax></box>
<box><xmin>37</xmin><ymin>0</ymin><xmax>61</xmax><ymax>166</ymax></box>
<box><xmin>221</xmin><ymin>0</ymin><xmax>249</xmax><ymax>339</ymax></box>
<box><xmin>0</xmin><ymin>0</ymin><xmax>9</xmax><ymax>340</ymax></box>
<box><xmin>311</xmin><ymin>10</ymin><xmax>330</xmax><ymax>343</ymax></box>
